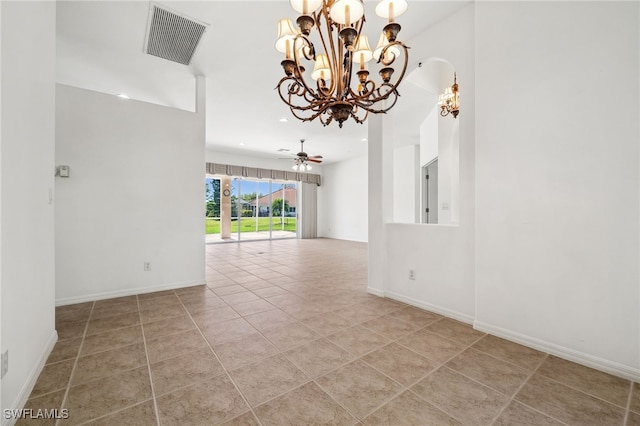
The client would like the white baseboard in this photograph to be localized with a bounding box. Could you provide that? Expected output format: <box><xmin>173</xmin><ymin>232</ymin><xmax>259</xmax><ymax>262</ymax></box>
<box><xmin>374</xmin><ymin>290</ymin><xmax>475</xmax><ymax>325</ymax></box>
<box><xmin>366</xmin><ymin>287</ymin><xmax>385</xmax><ymax>297</ymax></box>
<box><xmin>55</xmin><ymin>280</ymin><xmax>205</xmax><ymax>306</ymax></box>
<box><xmin>365</xmin><ymin>290</ymin><xmax>639</xmax><ymax>381</ymax></box>
<box><xmin>2</xmin><ymin>330</ymin><xmax>58</xmax><ymax>426</ymax></box>
<box><xmin>474</xmin><ymin>320</ymin><xmax>640</xmax><ymax>382</ymax></box>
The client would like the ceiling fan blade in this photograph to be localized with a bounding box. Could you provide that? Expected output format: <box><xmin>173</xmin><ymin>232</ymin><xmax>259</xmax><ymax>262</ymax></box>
<box><xmin>308</xmin><ymin>155</ymin><xmax>323</xmax><ymax>159</ymax></box>
<box><xmin>307</xmin><ymin>158</ymin><xmax>323</xmax><ymax>163</ymax></box>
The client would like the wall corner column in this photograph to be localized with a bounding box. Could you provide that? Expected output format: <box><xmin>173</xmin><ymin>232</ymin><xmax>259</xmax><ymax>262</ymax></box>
<box><xmin>368</xmin><ymin>113</ymin><xmax>393</xmax><ymax>295</ymax></box>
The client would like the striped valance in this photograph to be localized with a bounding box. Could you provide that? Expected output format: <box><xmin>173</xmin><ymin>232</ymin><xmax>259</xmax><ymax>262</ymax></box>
<box><xmin>205</xmin><ymin>162</ymin><xmax>321</xmax><ymax>186</ymax></box>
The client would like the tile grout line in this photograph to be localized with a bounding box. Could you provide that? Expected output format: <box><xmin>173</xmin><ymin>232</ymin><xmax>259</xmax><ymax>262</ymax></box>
<box><xmin>275</xmin><ymin>317</ymin><xmax>443</xmax><ymax>422</ymax></box>
<box><xmin>74</xmin><ymin>402</ymin><xmax>153</xmax><ymax>426</ymax></box>
<box><xmin>175</xmin><ymin>290</ymin><xmax>265</xmax><ymax>426</ymax></box>
<box><xmin>55</xmin><ymin>301</ymin><xmax>151</xmax><ymax>424</ymax></box>
<box><xmin>458</xmin><ymin>337</ymin><xmax>541</xmax><ymax>373</ymax></box>
<box><xmin>388</xmin><ymin>335</ymin><xmax>492</xmax><ymax>424</ymax></box>
<box><xmin>489</xmin><ymin>354</ymin><xmax>546</xmax><ymax>424</ymax></box>
<box><xmin>358</xmin><ymin>344</ymin><xmax>439</xmax><ymax>392</ymax></box>
<box><xmin>421</xmin><ymin>331</ymin><xmax>620</xmax><ymax>422</ymax></box>
<box><xmin>213</xmin><ymin>278</ymin><xmax>373</xmax><ymax>422</ymax></box>
<box><xmin>406</xmin><ymin>387</ymin><xmax>466</xmax><ymax>424</ymax></box>
<box><xmin>623</xmin><ymin>381</ymin><xmax>633</xmax><ymax>426</ymax></box>
<box><xmin>310</xmin><ymin>377</ymin><xmax>369</xmax><ymax>422</ymax></box>
<box><xmin>487</xmin><ymin>353</ymin><xmax>572</xmax><ymax>426</ymax></box>
<box><xmin>275</xmin><ymin>343</ymin><xmax>363</xmax><ymax>419</ymax></box>
<box><xmin>531</xmin><ymin>365</ymin><xmax>633</xmax><ymax>411</ymax></box>
<box><xmin>390</xmin><ymin>327</ymin><xmax>478</xmax><ymax>367</ymax></box>
<box><xmin>427</xmin><ymin>363</ymin><xmax>512</xmax><ymax>426</ymax></box>
<box><xmin>372</xmin><ymin>328</ymin><xmax>549</xmax><ymax>424</ymax></box>
<box><xmin>136</xmin><ymin>294</ymin><xmax>162</xmax><ymax>426</ymax></box>
<box><xmin>349</xmin><ymin>362</ymin><xmax>422</xmax><ymax>421</ymax></box>
<box><xmin>55</xmin><ymin>301</ymin><xmax>95</xmax><ymax>426</ymax></box>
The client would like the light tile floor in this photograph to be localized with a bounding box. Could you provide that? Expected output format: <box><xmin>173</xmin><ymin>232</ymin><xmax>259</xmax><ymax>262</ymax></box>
<box><xmin>21</xmin><ymin>239</ymin><xmax>639</xmax><ymax>425</ymax></box>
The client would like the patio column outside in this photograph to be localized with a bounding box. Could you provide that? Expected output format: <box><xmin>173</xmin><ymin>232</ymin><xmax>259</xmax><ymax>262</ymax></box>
<box><xmin>220</xmin><ymin>177</ymin><xmax>232</xmax><ymax>239</ymax></box>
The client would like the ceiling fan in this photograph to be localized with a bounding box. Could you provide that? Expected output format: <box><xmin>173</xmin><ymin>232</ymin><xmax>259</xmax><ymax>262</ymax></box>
<box><xmin>289</xmin><ymin>139</ymin><xmax>323</xmax><ymax>171</ymax></box>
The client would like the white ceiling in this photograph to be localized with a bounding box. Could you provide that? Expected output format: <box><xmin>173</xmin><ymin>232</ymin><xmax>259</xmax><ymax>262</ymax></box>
<box><xmin>56</xmin><ymin>1</ymin><xmax>469</xmax><ymax>164</ymax></box>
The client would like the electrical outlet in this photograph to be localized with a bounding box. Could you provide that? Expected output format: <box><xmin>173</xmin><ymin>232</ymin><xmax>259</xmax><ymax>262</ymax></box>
<box><xmin>144</xmin><ymin>262</ymin><xmax>151</xmax><ymax>271</ymax></box>
<box><xmin>1</xmin><ymin>350</ymin><xmax>8</xmax><ymax>379</ymax></box>
<box><xmin>409</xmin><ymin>270</ymin><xmax>415</xmax><ymax>280</ymax></box>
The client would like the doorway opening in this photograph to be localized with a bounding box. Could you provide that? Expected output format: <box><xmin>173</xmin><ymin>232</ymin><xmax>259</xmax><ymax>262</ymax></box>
<box><xmin>394</xmin><ymin>58</ymin><xmax>464</xmax><ymax>225</ymax></box>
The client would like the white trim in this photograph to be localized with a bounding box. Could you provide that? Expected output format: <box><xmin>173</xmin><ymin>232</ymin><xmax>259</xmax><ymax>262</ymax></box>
<box><xmin>475</xmin><ymin>320</ymin><xmax>640</xmax><ymax>382</ymax></box>
<box><xmin>375</xmin><ymin>290</ymin><xmax>475</xmax><ymax>325</ymax></box>
<box><xmin>366</xmin><ymin>287</ymin><xmax>385</xmax><ymax>297</ymax></box>
<box><xmin>369</xmin><ymin>290</ymin><xmax>639</xmax><ymax>381</ymax></box>
<box><xmin>2</xmin><ymin>331</ymin><xmax>58</xmax><ymax>426</ymax></box>
<box><xmin>55</xmin><ymin>280</ymin><xmax>204</xmax><ymax>306</ymax></box>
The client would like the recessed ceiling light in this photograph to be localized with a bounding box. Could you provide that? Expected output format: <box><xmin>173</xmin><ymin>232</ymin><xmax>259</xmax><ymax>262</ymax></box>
<box><xmin>277</xmin><ymin>148</ymin><xmax>290</xmax><ymax>152</ymax></box>
<box><xmin>279</xmin><ymin>117</ymin><xmax>288</xmax><ymax>123</ymax></box>
<box><xmin>239</xmin><ymin>142</ymin><xmax>245</xmax><ymax>146</ymax></box>
<box><xmin>117</xmin><ymin>93</ymin><xmax>130</xmax><ymax>99</ymax></box>
<box><xmin>361</xmin><ymin>138</ymin><xmax>368</xmax><ymax>142</ymax></box>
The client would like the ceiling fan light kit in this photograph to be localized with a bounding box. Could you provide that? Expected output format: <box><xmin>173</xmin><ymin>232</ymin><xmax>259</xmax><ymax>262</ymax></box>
<box><xmin>275</xmin><ymin>0</ymin><xmax>410</xmax><ymax>128</ymax></box>
<box><xmin>290</xmin><ymin>139</ymin><xmax>323</xmax><ymax>171</ymax></box>
<box><xmin>292</xmin><ymin>160</ymin><xmax>313</xmax><ymax>172</ymax></box>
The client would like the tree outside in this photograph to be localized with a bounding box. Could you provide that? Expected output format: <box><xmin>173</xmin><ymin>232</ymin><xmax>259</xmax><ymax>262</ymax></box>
<box><xmin>205</xmin><ymin>178</ymin><xmax>220</xmax><ymax>217</ymax></box>
<box><xmin>271</xmin><ymin>198</ymin><xmax>290</xmax><ymax>217</ymax></box>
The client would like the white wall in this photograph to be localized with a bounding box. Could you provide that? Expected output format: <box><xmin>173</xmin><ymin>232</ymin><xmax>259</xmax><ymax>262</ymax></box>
<box><xmin>368</xmin><ymin>114</ymin><xmax>394</xmax><ymax>293</ymax></box>
<box><xmin>436</xmin><ymin>116</ymin><xmax>459</xmax><ymax>224</ymax></box>
<box><xmin>372</xmin><ymin>4</ymin><xmax>476</xmax><ymax>322</ymax></box>
<box><xmin>419</xmin><ymin>105</ymin><xmax>438</xmax><ymax>167</ymax></box>
<box><xmin>1</xmin><ymin>1</ymin><xmax>57</xmax><ymax>417</ymax></box>
<box><xmin>55</xmin><ymin>84</ymin><xmax>206</xmax><ymax>304</ymax></box>
<box><xmin>393</xmin><ymin>144</ymin><xmax>420</xmax><ymax>223</ymax></box>
<box><xmin>474</xmin><ymin>1</ymin><xmax>639</xmax><ymax>379</ymax></box>
<box><xmin>373</xmin><ymin>0</ymin><xmax>640</xmax><ymax>381</ymax></box>
<box><xmin>318</xmin><ymin>153</ymin><xmax>368</xmax><ymax>242</ymax></box>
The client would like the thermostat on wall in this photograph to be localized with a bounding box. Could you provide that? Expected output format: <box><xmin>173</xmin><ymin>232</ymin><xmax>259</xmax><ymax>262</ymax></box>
<box><xmin>58</xmin><ymin>165</ymin><xmax>70</xmax><ymax>177</ymax></box>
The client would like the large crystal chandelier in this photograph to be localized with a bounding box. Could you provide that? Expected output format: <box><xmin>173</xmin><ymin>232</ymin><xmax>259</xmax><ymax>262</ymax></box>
<box><xmin>275</xmin><ymin>0</ymin><xmax>409</xmax><ymax>128</ymax></box>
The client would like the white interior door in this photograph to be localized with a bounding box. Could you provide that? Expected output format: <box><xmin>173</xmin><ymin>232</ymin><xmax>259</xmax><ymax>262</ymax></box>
<box><xmin>422</xmin><ymin>159</ymin><xmax>438</xmax><ymax>224</ymax></box>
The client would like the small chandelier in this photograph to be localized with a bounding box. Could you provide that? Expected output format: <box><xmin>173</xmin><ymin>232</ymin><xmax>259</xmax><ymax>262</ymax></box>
<box><xmin>275</xmin><ymin>0</ymin><xmax>410</xmax><ymax>128</ymax></box>
<box><xmin>438</xmin><ymin>72</ymin><xmax>460</xmax><ymax>118</ymax></box>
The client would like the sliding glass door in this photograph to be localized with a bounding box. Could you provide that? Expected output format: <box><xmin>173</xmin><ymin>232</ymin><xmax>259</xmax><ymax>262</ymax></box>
<box><xmin>236</xmin><ymin>179</ymin><xmax>268</xmax><ymax>241</ymax></box>
<box><xmin>270</xmin><ymin>182</ymin><xmax>297</xmax><ymax>240</ymax></box>
<box><xmin>205</xmin><ymin>177</ymin><xmax>297</xmax><ymax>243</ymax></box>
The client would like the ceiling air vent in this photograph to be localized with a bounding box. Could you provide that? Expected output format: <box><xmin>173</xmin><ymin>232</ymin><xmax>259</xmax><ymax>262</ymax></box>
<box><xmin>145</xmin><ymin>5</ymin><xmax>207</xmax><ymax>65</ymax></box>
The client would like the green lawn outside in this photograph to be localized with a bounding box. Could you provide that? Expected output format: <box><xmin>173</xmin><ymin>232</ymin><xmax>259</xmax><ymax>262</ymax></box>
<box><xmin>206</xmin><ymin>217</ymin><xmax>296</xmax><ymax>234</ymax></box>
